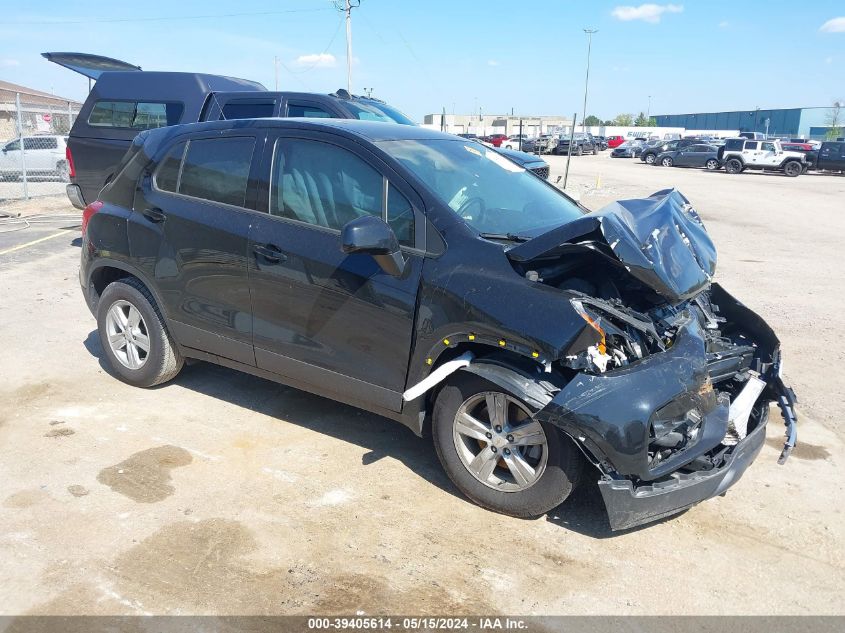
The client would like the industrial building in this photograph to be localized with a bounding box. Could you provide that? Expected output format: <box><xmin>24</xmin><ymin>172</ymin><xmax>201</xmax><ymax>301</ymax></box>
<box><xmin>653</xmin><ymin>107</ymin><xmax>836</xmax><ymax>140</ymax></box>
<box><xmin>422</xmin><ymin>113</ymin><xmax>572</xmax><ymax>137</ymax></box>
<box><xmin>0</xmin><ymin>80</ymin><xmax>82</xmax><ymax>141</ymax></box>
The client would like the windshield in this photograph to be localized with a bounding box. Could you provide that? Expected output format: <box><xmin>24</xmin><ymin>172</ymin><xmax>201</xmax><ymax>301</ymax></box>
<box><xmin>379</xmin><ymin>139</ymin><xmax>583</xmax><ymax>237</ymax></box>
<box><xmin>343</xmin><ymin>99</ymin><xmax>416</xmax><ymax>125</ymax></box>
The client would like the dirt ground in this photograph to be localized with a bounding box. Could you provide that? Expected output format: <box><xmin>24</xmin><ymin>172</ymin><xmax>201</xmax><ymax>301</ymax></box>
<box><xmin>0</xmin><ymin>154</ymin><xmax>843</xmax><ymax>616</ymax></box>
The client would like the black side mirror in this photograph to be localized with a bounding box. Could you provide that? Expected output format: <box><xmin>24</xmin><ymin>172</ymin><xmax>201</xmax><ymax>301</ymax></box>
<box><xmin>341</xmin><ymin>215</ymin><xmax>405</xmax><ymax>277</ymax></box>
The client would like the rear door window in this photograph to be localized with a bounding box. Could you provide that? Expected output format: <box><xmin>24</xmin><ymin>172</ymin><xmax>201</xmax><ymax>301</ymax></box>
<box><xmin>178</xmin><ymin>137</ymin><xmax>256</xmax><ymax>207</ymax></box>
<box><xmin>220</xmin><ymin>98</ymin><xmax>277</xmax><ymax>120</ymax></box>
<box><xmin>286</xmin><ymin>102</ymin><xmax>333</xmax><ymax>118</ymax></box>
<box><xmin>744</xmin><ymin>141</ymin><xmax>759</xmax><ymax>151</ymax></box>
<box><xmin>155</xmin><ymin>137</ymin><xmax>255</xmax><ymax>207</ymax></box>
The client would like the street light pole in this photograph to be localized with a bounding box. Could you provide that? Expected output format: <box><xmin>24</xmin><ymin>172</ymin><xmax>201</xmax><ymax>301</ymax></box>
<box><xmin>345</xmin><ymin>0</ymin><xmax>353</xmax><ymax>93</ymax></box>
<box><xmin>581</xmin><ymin>28</ymin><xmax>598</xmax><ymax>131</ymax></box>
<box><xmin>647</xmin><ymin>95</ymin><xmax>652</xmax><ymax>120</ymax></box>
<box><xmin>335</xmin><ymin>0</ymin><xmax>360</xmax><ymax>93</ymax></box>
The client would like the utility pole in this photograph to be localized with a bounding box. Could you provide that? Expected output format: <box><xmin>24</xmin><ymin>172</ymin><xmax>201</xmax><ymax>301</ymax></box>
<box><xmin>335</xmin><ymin>0</ymin><xmax>360</xmax><ymax>93</ymax></box>
<box><xmin>274</xmin><ymin>56</ymin><xmax>279</xmax><ymax>91</ymax></box>
<box><xmin>647</xmin><ymin>95</ymin><xmax>652</xmax><ymax>120</ymax></box>
<box><xmin>581</xmin><ymin>28</ymin><xmax>598</xmax><ymax>132</ymax></box>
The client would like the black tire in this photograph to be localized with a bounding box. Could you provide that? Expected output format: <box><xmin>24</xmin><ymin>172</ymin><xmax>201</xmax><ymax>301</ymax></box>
<box><xmin>783</xmin><ymin>160</ymin><xmax>801</xmax><ymax>177</ymax></box>
<box><xmin>661</xmin><ymin>156</ymin><xmax>674</xmax><ymax>167</ymax></box>
<box><xmin>705</xmin><ymin>158</ymin><xmax>720</xmax><ymax>171</ymax></box>
<box><xmin>592</xmin><ymin>146</ymin><xmax>598</xmax><ymax>155</ymax></box>
<box><xmin>576</xmin><ymin>146</ymin><xmax>583</xmax><ymax>156</ymax></box>
<box><xmin>725</xmin><ymin>158</ymin><xmax>743</xmax><ymax>174</ymax></box>
<box><xmin>645</xmin><ymin>153</ymin><xmax>656</xmax><ymax>164</ymax></box>
<box><xmin>432</xmin><ymin>373</ymin><xmax>582</xmax><ymax>518</ymax></box>
<box><xmin>96</xmin><ymin>277</ymin><xmax>183</xmax><ymax>387</ymax></box>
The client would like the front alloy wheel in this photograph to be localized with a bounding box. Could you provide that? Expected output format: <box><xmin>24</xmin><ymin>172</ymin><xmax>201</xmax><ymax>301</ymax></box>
<box><xmin>645</xmin><ymin>153</ymin><xmax>656</xmax><ymax>164</ymax></box>
<box><xmin>453</xmin><ymin>392</ymin><xmax>548</xmax><ymax>491</ymax></box>
<box><xmin>432</xmin><ymin>374</ymin><xmax>582</xmax><ymax>518</ymax></box>
<box><xmin>662</xmin><ymin>157</ymin><xmax>674</xmax><ymax>167</ymax></box>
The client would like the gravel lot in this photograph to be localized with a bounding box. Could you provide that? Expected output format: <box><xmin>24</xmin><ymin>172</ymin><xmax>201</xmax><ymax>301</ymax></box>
<box><xmin>0</xmin><ymin>154</ymin><xmax>843</xmax><ymax>616</ymax></box>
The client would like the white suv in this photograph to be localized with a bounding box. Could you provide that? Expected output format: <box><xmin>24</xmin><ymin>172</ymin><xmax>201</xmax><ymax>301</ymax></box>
<box><xmin>0</xmin><ymin>135</ymin><xmax>70</xmax><ymax>181</ymax></box>
<box><xmin>721</xmin><ymin>138</ymin><xmax>807</xmax><ymax>177</ymax></box>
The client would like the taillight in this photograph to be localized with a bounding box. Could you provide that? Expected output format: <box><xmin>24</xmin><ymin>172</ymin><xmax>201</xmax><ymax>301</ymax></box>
<box><xmin>81</xmin><ymin>201</ymin><xmax>103</xmax><ymax>236</ymax></box>
<box><xmin>65</xmin><ymin>145</ymin><xmax>76</xmax><ymax>178</ymax></box>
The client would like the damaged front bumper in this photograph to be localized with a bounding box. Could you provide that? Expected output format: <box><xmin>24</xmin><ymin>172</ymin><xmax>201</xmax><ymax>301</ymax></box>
<box><xmin>598</xmin><ymin>411</ymin><xmax>768</xmax><ymax>531</ymax></box>
<box><xmin>535</xmin><ymin>285</ymin><xmax>798</xmax><ymax>531</ymax></box>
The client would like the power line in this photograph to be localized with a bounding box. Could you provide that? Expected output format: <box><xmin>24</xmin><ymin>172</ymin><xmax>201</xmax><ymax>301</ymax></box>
<box><xmin>8</xmin><ymin>7</ymin><xmax>333</xmax><ymax>26</ymax></box>
<box><xmin>283</xmin><ymin>16</ymin><xmax>345</xmax><ymax>74</ymax></box>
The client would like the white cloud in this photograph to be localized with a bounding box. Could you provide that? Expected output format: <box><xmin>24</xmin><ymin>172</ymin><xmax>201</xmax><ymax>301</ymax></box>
<box><xmin>293</xmin><ymin>53</ymin><xmax>336</xmax><ymax>68</ymax></box>
<box><xmin>820</xmin><ymin>17</ymin><xmax>845</xmax><ymax>33</ymax></box>
<box><xmin>487</xmin><ymin>60</ymin><xmax>500</xmax><ymax>67</ymax></box>
<box><xmin>612</xmin><ymin>3</ymin><xmax>683</xmax><ymax>23</ymax></box>
<box><xmin>718</xmin><ymin>20</ymin><xmax>730</xmax><ymax>29</ymax></box>
<box><xmin>0</xmin><ymin>58</ymin><xmax>20</xmax><ymax>67</ymax></box>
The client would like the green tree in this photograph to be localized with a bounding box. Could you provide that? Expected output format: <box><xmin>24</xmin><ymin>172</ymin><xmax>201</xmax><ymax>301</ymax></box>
<box><xmin>584</xmin><ymin>115</ymin><xmax>602</xmax><ymax>126</ymax></box>
<box><xmin>634</xmin><ymin>111</ymin><xmax>648</xmax><ymax>127</ymax></box>
<box><xmin>647</xmin><ymin>117</ymin><xmax>658</xmax><ymax>127</ymax></box>
<box><xmin>612</xmin><ymin>113</ymin><xmax>634</xmax><ymax>126</ymax></box>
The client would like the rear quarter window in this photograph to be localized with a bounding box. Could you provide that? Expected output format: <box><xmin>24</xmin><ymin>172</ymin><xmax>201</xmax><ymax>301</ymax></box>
<box><xmin>88</xmin><ymin>101</ymin><xmax>184</xmax><ymax>129</ymax></box>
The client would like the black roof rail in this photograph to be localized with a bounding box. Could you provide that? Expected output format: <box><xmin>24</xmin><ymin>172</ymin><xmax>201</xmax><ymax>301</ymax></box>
<box><xmin>329</xmin><ymin>88</ymin><xmax>387</xmax><ymax>104</ymax></box>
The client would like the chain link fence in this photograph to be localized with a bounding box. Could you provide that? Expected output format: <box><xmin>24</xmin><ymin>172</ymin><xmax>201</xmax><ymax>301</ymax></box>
<box><xmin>0</xmin><ymin>93</ymin><xmax>81</xmax><ymax>205</ymax></box>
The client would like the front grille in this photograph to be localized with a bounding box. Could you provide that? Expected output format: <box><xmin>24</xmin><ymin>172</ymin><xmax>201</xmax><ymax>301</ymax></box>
<box><xmin>531</xmin><ymin>166</ymin><xmax>550</xmax><ymax>180</ymax></box>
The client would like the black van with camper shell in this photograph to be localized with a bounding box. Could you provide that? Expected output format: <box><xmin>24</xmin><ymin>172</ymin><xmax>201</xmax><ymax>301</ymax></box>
<box><xmin>47</xmin><ymin>52</ymin><xmax>548</xmax><ymax>210</ymax></box>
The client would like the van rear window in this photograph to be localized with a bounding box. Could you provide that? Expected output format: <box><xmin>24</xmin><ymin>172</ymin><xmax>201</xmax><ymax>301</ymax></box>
<box><xmin>88</xmin><ymin>101</ymin><xmax>183</xmax><ymax>129</ymax></box>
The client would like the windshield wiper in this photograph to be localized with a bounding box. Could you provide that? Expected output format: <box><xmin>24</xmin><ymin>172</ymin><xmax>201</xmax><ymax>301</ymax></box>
<box><xmin>478</xmin><ymin>232</ymin><xmax>532</xmax><ymax>243</ymax></box>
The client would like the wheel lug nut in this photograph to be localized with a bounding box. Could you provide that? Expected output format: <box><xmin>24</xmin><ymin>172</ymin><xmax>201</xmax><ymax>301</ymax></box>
<box><xmin>495</xmin><ymin>426</ymin><xmax>502</xmax><ymax>433</ymax></box>
<box><xmin>504</xmin><ymin>448</ymin><xmax>511</xmax><ymax>456</ymax></box>
<box><xmin>485</xmin><ymin>432</ymin><xmax>492</xmax><ymax>439</ymax></box>
<box><xmin>491</xmin><ymin>446</ymin><xmax>497</xmax><ymax>453</ymax></box>
<box><xmin>507</xmin><ymin>434</ymin><xmax>514</xmax><ymax>442</ymax></box>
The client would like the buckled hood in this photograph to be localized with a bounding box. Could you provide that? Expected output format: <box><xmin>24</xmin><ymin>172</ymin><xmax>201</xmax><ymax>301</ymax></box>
<box><xmin>506</xmin><ymin>189</ymin><xmax>717</xmax><ymax>304</ymax></box>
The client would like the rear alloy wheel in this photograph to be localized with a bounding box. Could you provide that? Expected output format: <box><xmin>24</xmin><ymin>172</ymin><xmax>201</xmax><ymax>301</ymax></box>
<box><xmin>645</xmin><ymin>153</ymin><xmax>656</xmax><ymax>164</ymax></box>
<box><xmin>725</xmin><ymin>158</ymin><xmax>743</xmax><ymax>174</ymax></box>
<box><xmin>783</xmin><ymin>161</ymin><xmax>802</xmax><ymax>177</ymax></box>
<box><xmin>97</xmin><ymin>278</ymin><xmax>183</xmax><ymax>387</ymax></box>
<box><xmin>433</xmin><ymin>373</ymin><xmax>582</xmax><ymax>518</ymax></box>
<box><xmin>661</xmin><ymin>156</ymin><xmax>674</xmax><ymax>167</ymax></box>
<box><xmin>705</xmin><ymin>158</ymin><xmax>720</xmax><ymax>170</ymax></box>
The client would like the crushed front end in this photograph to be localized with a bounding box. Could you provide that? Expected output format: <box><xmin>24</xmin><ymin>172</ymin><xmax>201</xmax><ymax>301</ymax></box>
<box><xmin>510</xmin><ymin>190</ymin><xmax>798</xmax><ymax>530</ymax></box>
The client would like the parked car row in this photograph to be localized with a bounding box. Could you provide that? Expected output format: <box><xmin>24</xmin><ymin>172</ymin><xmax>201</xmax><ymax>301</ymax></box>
<box><xmin>636</xmin><ymin>137</ymin><xmax>845</xmax><ymax>178</ymax></box>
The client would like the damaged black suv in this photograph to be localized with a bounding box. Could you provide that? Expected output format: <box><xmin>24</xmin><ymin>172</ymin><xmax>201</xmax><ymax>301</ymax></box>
<box><xmin>80</xmin><ymin>119</ymin><xmax>798</xmax><ymax>530</ymax></box>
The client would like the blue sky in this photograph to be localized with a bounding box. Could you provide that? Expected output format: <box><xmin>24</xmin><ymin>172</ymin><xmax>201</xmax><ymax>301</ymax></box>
<box><xmin>1</xmin><ymin>1</ymin><xmax>843</xmax><ymax>121</ymax></box>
